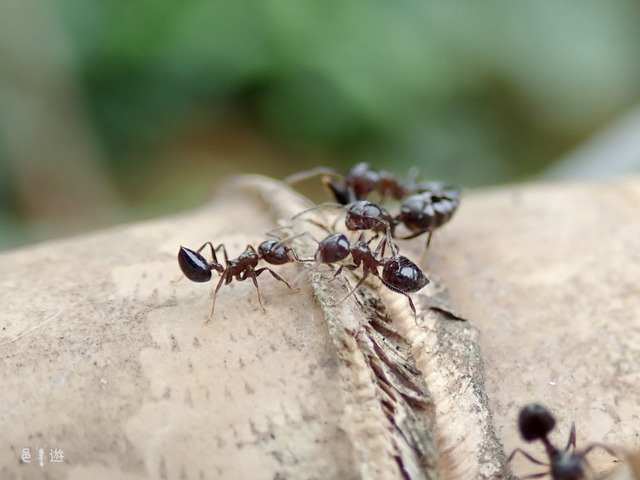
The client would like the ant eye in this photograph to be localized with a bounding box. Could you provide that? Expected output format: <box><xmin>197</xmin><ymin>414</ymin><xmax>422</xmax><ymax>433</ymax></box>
<box><xmin>518</xmin><ymin>403</ymin><xmax>556</xmax><ymax>442</ymax></box>
<box><xmin>178</xmin><ymin>247</ymin><xmax>212</xmax><ymax>283</ymax></box>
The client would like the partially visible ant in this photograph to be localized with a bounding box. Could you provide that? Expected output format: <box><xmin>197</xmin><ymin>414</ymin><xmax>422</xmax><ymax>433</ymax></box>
<box><xmin>286</xmin><ymin>161</ymin><xmax>455</xmax><ymax>204</ymax></box>
<box><xmin>285</xmin><ymin>162</ymin><xmax>412</xmax><ymax>205</ymax></box>
<box><xmin>395</xmin><ymin>189</ymin><xmax>461</xmax><ymax>249</ymax></box>
<box><xmin>287</xmin><ymin>163</ymin><xmax>461</xmax><ymax>251</ymax></box>
<box><xmin>507</xmin><ymin>403</ymin><xmax>618</xmax><ymax>480</ymax></box>
<box><xmin>178</xmin><ymin>239</ymin><xmax>308</xmax><ymax>322</ymax></box>
<box><xmin>309</xmin><ymin>232</ymin><xmax>429</xmax><ymax>321</ymax></box>
<box><xmin>291</xmin><ymin>199</ymin><xmax>399</xmax><ymax>256</ymax></box>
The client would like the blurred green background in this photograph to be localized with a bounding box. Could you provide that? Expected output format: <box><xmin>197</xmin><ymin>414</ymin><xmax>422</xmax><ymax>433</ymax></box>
<box><xmin>1</xmin><ymin>1</ymin><xmax>640</xmax><ymax>250</ymax></box>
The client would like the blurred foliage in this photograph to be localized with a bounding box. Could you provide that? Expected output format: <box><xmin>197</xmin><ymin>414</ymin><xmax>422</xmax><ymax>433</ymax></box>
<box><xmin>1</xmin><ymin>0</ymin><xmax>640</xmax><ymax>248</ymax></box>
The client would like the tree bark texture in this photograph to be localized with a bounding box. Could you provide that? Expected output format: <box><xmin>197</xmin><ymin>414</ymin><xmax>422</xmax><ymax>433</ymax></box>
<box><xmin>1</xmin><ymin>175</ymin><xmax>639</xmax><ymax>479</ymax></box>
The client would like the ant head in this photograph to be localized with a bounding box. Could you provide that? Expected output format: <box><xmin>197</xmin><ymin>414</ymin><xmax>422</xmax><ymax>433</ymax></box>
<box><xmin>258</xmin><ymin>240</ymin><xmax>291</xmax><ymax>265</ymax></box>
<box><xmin>345</xmin><ymin>201</ymin><xmax>393</xmax><ymax>231</ymax></box>
<box><xmin>178</xmin><ymin>246</ymin><xmax>216</xmax><ymax>282</ymax></box>
<box><xmin>518</xmin><ymin>403</ymin><xmax>556</xmax><ymax>442</ymax></box>
<box><xmin>315</xmin><ymin>233</ymin><xmax>351</xmax><ymax>264</ymax></box>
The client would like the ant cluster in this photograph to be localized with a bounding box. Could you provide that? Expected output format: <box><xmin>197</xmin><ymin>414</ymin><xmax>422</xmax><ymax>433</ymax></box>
<box><xmin>508</xmin><ymin>403</ymin><xmax>618</xmax><ymax>480</ymax></box>
<box><xmin>287</xmin><ymin>162</ymin><xmax>461</xmax><ymax>249</ymax></box>
<box><xmin>178</xmin><ymin>163</ymin><xmax>459</xmax><ymax>322</ymax></box>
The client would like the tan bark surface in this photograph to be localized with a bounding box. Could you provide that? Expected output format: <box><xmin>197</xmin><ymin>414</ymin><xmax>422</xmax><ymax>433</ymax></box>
<box><xmin>1</xmin><ymin>175</ymin><xmax>639</xmax><ymax>479</ymax></box>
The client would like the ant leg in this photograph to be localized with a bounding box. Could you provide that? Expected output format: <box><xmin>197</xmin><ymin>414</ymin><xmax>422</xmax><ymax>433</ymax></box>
<box><xmin>506</xmin><ymin>448</ymin><xmax>549</xmax><ymax>467</ymax></box>
<box><xmin>336</xmin><ymin>270</ymin><xmax>371</xmax><ymax>305</ymax></box>
<box><xmin>214</xmin><ymin>244</ymin><xmax>230</xmax><ymax>263</ymax></box>
<box><xmin>395</xmin><ymin>231</ymin><xmax>423</xmax><ymax>241</ymax></box>
<box><xmin>406</xmin><ymin>295</ymin><xmax>418</xmax><ymax>325</ymax></box>
<box><xmin>195</xmin><ymin>241</ymin><xmax>224</xmax><ymax>270</ymax></box>
<box><xmin>518</xmin><ymin>473</ymin><xmax>550</xmax><ymax>480</ymax></box>
<box><xmin>194</xmin><ymin>242</ymin><xmax>226</xmax><ymax>270</ymax></box>
<box><xmin>581</xmin><ymin>442</ymin><xmax>619</xmax><ymax>459</ymax></box>
<box><xmin>194</xmin><ymin>241</ymin><xmax>217</xmax><ymax>257</ymax></box>
<box><xmin>205</xmin><ymin>272</ymin><xmax>228</xmax><ymax>323</ymax></box>
<box><xmin>425</xmin><ymin>231</ymin><xmax>433</xmax><ymax>250</ymax></box>
<box><xmin>242</xmin><ymin>267</ymin><xmax>266</xmax><ymax>313</ymax></box>
<box><xmin>380</xmin><ymin>279</ymin><xmax>420</xmax><ymax>325</ymax></box>
<box><xmin>565</xmin><ymin>422</ymin><xmax>577</xmax><ymax>452</ymax></box>
<box><xmin>254</xmin><ymin>267</ymin><xmax>296</xmax><ymax>291</ymax></box>
<box><xmin>330</xmin><ymin>264</ymin><xmax>358</xmax><ymax>283</ymax></box>
<box><xmin>385</xmin><ymin>225</ymin><xmax>398</xmax><ymax>257</ymax></box>
<box><xmin>373</xmin><ymin>236</ymin><xmax>387</xmax><ymax>258</ymax></box>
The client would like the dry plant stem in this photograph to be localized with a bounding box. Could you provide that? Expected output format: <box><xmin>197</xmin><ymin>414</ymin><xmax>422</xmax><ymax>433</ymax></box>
<box><xmin>6</xmin><ymin>175</ymin><xmax>637</xmax><ymax>479</ymax></box>
<box><xmin>236</xmin><ymin>175</ymin><xmax>510</xmax><ymax>480</ymax></box>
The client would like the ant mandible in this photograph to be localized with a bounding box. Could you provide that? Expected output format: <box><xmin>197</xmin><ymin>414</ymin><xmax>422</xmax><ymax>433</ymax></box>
<box><xmin>178</xmin><ymin>239</ymin><xmax>306</xmax><ymax>322</ymax></box>
<box><xmin>507</xmin><ymin>403</ymin><xmax>618</xmax><ymax>480</ymax></box>
<box><xmin>310</xmin><ymin>232</ymin><xmax>429</xmax><ymax>321</ymax></box>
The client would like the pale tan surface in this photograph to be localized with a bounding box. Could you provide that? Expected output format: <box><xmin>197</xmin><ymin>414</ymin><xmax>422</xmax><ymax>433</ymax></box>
<box><xmin>1</xmin><ymin>175</ymin><xmax>639</xmax><ymax>479</ymax></box>
<box><xmin>428</xmin><ymin>177</ymin><xmax>640</xmax><ymax>478</ymax></box>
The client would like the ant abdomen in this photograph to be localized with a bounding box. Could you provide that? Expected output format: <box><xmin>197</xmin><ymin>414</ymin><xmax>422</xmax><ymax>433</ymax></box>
<box><xmin>380</xmin><ymin>256</ymin><xmax>429</xmax><ymax>294</ymax></box>
<box><xmin>397</xmin><ymin>191</ymin><xmax>459</xmax><ymax>234</ymax></box>
<box><xmin>178</xmin><ymin>246</ymin><xmax>215</xmax><ymax>283</ymax></box>
<box><xmin>519</xmin><ymin>403</ymin><xmax>556</xmax><ymax>442</ymax></box>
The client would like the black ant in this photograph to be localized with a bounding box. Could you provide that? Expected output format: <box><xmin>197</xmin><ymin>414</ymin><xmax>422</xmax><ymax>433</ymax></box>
<box><xmin>291</xmin><ymin>199</ymin><xmax>399</xmax><ymax>256</ymax></box>
<box><xmin>309</xmin><ymin>232</ymin><xmax>429</xmax><ymax>321</ymax></box>
<box><xmin>395</xmin><ymin>188</ymin><xmax>461</xmax><ymax>249</ymax></box>
<box><xmin>286</xmin><ymin>161</ymin><xmax>454</xmax><ymax>204</ymax></box>
<box><xmin>322</xmin><ymin>162</ymin><xmax>410</xmax><ymax>205</ymax></box>
<box><xmin>178</xmin><ymin>239</ymin><xmax>307</xmax><ymax>321</ymax></box>
<box><xmin>287</xmin><ymin>163</ymin><xmax>460</xmax><ymax>250</ymax></box>
<box><xmin>285</xmin><ymin>162</ymin><xmax>411</xmax><ymax>205</ymax></box>
<box><xmin>507</xmin><ymin>403</ymin><xmax>618</xmax><ymax>480</ymax></box>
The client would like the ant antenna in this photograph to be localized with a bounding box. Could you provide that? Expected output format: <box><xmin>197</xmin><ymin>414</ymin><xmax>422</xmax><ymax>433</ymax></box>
<box><xmin>283</xmin><ymin>167</ymin><xmax>342</xmax><ymax>185</ymax></box>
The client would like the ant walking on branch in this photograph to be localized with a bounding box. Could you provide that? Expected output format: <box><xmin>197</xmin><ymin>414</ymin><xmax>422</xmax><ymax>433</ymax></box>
<box><xmin>178</xmin><ymin>239</ymin><xmax>309</xmax><ymax>322</ymax></box>
<box><xmin>308</xmin><ymin>232</ymin><xmax>429</xmax><ymax>321</ymax></box>
<box><xmin>507</xmin><ymin>403</ymin><xmax>618</xmax><ymax>480</ymax></box>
